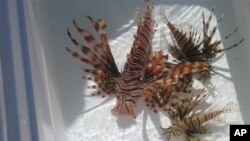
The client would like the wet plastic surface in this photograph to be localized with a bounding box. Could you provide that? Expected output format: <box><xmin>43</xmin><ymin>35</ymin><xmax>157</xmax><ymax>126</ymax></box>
<box><xmin>1</xmin><ymin>0</ymin><xmax>250</xmax><ymax>141</ymax></box>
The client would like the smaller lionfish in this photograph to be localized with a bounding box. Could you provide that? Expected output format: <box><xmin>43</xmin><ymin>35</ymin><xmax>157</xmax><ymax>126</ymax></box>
<box><xmin>143</xmin><ymin>61</ymin><xmax>209</xmax><ymax>113</ymax></box>
<box><xmin>162</xmin><ymin>92</ymin><xmax>238</xmax><ymax>141</ymax></box>
<box><xmin>162</xmin><ymin>8</ymin><xmax>244</xmax><ymax>90</ymax></box>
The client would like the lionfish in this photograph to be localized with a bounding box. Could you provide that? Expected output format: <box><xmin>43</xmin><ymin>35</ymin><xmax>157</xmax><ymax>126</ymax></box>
<box><xmin>66</xmin><ymin>0</ymin><xmax>211</xmax><ymax>118</ymax></box>
<box><xmin>111</xmin><ymin>2</ymin><xmax>155</xmax><ymax>118</ymax></box>
<box><xmin>162</xmin><ymin>92</ymin><xmax>238</xmax><ymax>141</ymax></box>
<box><xmin>162</xmin><ymin>8</ymin><xmax>244</xmax><ymax>90</ymax></box>
<box><xmin>66</xmin><ymin>1</ymin><xmax>155</xmax><ymax>118</ymax></box>
<box><xmin>143</xmin><ymin>61</ymin><xmax>209</xmax><ymax>113</ymax></box>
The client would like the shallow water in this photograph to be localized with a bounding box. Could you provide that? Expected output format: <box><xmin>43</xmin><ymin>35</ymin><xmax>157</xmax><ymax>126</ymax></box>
<box><xmin>32</xmin><ymin>0</ymin><xmax>250</xmax><ymax>141</ymax></box>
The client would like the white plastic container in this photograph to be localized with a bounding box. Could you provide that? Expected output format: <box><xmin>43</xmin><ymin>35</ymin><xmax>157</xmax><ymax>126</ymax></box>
<box><xmin>1</xmin><ymin>0</ymin><xmax>250</xmax><ymax>141</ymax></box>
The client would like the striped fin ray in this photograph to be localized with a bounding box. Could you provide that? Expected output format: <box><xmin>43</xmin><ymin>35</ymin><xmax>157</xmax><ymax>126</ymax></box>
<box><xmin>165</xmin><ymin>92</ymin><xmax>209</xmax><ymax>122</ymax></box>
<box><xmin>170</xmin><ymin>92</ymin><xmax>211</xmax><ymax>119</ymax></box>
<box><xmin>202</xmin><ymin>9</ymin><xmax>244</xmax><ymax>60</ymax></box>
<box><xmin>66</xmin><ymin>28</ymin><xmax>106</xmax><ymax>70</ymax></box>
<box><xmin>197</xmin><ymin>9</ymin><xmax>244</xmax><ymax>83</ymax></box>
<box><xmin>66</xmin><ymin>17</ymin><xmax>120</xmax><ymax>98</ymax></box>
<box><xmin>171</xmin><ymin>103</ymin><xmax>236</xmax><ymax>140</ymax></box>
<box><xmin>161</xmin><ymin>8</ymin><xmax>243</xmax><ymax>87</ymax></box>
<box><xmin>184</xmin><ymin>109</ymin><xmax>224</xmax><ymax>131</ymax></box>
<box><xmin>162</xmin><ymin>95</ymin><xmax>234</xmax><ymax>141</ymax></box>
<box><xmin>143</xmin><ymin>61</ymin><xmax>209</xmax><ymax>113</ymax></box>
<box><xmin>187</xmin><ymin>102</ymin><xmax>240</xmax><ymax>128</ymax></box>
<box><xmin>186</xmin><ymin>92</ymin><xmax>209</xmax><ymax>113</ymax></box>
<box><xmin>86</xmin><ymin>16</ymin><xmax>119</xmax><ymax>73</ymax></box>
<box><xmin>72</xmin><ymin>19</ymin><xmax>104</xmax><ymax>58</ymax></box>
<box><xmin>165</xmin><ymin>19</ymin><xmax>203</xmax><ymax>62</ymax></box>
<box><xmin>162</xmin><ymin>125</ymin><xmax>187</xmax><ymax>141</ymax></box>
<box><xmin>112</xmin><ymin>3</ymin><xmax>154</xmax><ymax>118</ymax></box>
<box><xmin>164</xmin><ymin>20</ymin><xmax>209</xmax><ymax>90</ymax></box>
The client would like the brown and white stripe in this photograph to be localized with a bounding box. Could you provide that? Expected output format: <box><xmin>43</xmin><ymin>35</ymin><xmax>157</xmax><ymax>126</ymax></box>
<box><xmin>143</xmin><ymin>61</ymin><xmax>209</xmax><ymax>113</ymax></box>
<box><xmin>112</xmin><ymin>3</ymin><xmax>154</xmax><ymax>118</ymax></box>
<box><xmin>66</xmin><ymin>16</ymin><xmax>120</xmax><ymax>97</ymax></box>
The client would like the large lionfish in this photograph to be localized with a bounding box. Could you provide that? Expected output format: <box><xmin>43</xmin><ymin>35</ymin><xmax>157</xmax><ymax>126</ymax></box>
<box><xmin>162</xmin><ymin>8</ymin><xmax>244</xmax><ymax>91</ymax></box>
<box><xmin>111</xmin><ymin>2</ymin><xmax>155</xmax><ymax>118</ymax></box>
<box><xmin>162</xmin><ymin>92</ymin><xmax>238</xmax><ymax>141</ymax></box>
<box><xmin>66</xmin><ymin>1</ymin><xmax>154</xmax><ymax>118</ymax></box>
